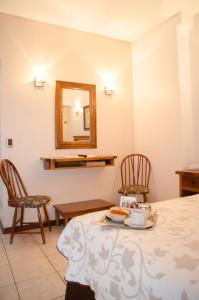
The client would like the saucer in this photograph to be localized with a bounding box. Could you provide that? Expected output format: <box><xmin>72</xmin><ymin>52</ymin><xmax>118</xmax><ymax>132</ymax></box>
<box><xmin>124</xmin><ymin>218</ymin><xmax>153</xmax><ymax>229</ymax></box>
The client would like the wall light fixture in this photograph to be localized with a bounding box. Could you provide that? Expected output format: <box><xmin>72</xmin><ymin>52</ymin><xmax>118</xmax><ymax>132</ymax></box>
<box><xmin>103</xmin><ymin>76</ymin><xmax>115</xmax><ymax>95</ymax></box>
<box><xmin>32</xmin><ymin>77</ymin><xmax>46</xmax><ymax>87</ymax></box>
<box><xmin>104</xmin><ymin>86</ymin><xmax>113</xmax><ymax>95</ymax></box>
<box><xmin>32</xmin><ymin>66</ymin><xmax>46</xmax><ymax>87</ymax></box>
<box><xmin>74</xmin><ymin>103</ymin><xmax>83</xmax><ymax>115</ymax></box>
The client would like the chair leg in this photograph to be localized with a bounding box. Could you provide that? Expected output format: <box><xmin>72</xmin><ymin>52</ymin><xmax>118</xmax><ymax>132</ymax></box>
<box><xmin>143</xmin><ymin>194</ymin><xmax>147</xmax><ymax>203</ymax></box>
<box><xmin>20</xmin><ymin>207</ymin><xmax>24</xmax><ymax>231</ymax></box>
<box><xmin>43</xmin><ymin>205</ymin><xmax>51</xmax><ymax>232</ymax></box>
<box><xmin>37</xmin><ymin>207</ymin><xmax>45</xmax><ymax>244</ymax></box>
<box><xmin>10</xmin><ymin>208</ymin><xmax>18</xmax><ymax>244</ymax></box>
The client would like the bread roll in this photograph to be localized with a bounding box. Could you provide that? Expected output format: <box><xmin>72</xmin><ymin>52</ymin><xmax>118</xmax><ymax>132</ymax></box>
<box><xmin>109</xmin><ymin>207</ymin><xmax>129</xmax><ymax>218</ymax></box>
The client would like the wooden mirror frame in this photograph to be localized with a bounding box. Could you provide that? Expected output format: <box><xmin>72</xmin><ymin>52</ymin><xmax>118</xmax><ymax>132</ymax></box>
<box><xmin>55</xmin><ymin>81</ymin><xmax>97</xmax><ymax>149</ymax></box>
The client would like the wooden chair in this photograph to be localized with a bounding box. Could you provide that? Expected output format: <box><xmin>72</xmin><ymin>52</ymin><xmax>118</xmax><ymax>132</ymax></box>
<box><xmin>118</xmin><ymin>154</ymin><xmax>151</xmax><ymax>202</ymax></box>
<box><xmin>0</xmin><ymin>159</ymin><xmax>51</xmax><ymax>244</ymax></box>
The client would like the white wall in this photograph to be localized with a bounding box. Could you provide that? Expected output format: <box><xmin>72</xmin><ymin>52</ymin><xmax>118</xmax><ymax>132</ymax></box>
<box><xmin>0</xmin><ymin>13</ymin><xmax>133</xmax><ymax>227</ymax></box>
<box><xmin>132</xmin><ymin>13</ymin><xmax>197</xmax><ymax>202</ymax></box>
<box><xmin>0</xmin><ymin>60</ymin><xmax>3</xmax><ymax>222</ymax></box>
<box><xmin>190</xmin><ymin>13</ymin><xmax>199</xmax><ymax>163</ymax></box>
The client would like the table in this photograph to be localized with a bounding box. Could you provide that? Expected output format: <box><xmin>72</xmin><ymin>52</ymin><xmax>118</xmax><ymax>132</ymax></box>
<box><xmin>53</xmin><ymin>199</ymin><xmax>113</xmax><ymax>225</ymax></box>
<box><xmin>57</xmin><ymin>194</ymin><xmax>199</xmax><ymax>300</ymax></box>
<box><xmin>175</xmin><ymin>170</ymin><xmax>199</xmax><ymax>196</ymax></box>
<box><xmin>40</xmin><ymin>155</ymin><xmax>117</xmax><ymax>170</ymax></box>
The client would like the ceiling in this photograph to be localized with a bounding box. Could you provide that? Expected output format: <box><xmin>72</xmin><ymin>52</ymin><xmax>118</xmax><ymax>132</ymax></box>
<box><xmin>0</xmin><ymin>0</ymin><xmax>199</xmax><ymax>42</ymax></box>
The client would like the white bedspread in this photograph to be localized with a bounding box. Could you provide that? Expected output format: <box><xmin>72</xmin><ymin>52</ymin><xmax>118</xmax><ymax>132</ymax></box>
<box><xmin>57</xmin><ymin>195</ymin><xmax>199</xmax><ymax>300</ymax></box>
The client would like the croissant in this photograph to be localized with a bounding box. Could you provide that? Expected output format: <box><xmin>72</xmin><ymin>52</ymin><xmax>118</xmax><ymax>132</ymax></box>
<box><xmin>110</xmin><ymin>207</ymin><xmax>129</xmax><ymax>218</ymax></box>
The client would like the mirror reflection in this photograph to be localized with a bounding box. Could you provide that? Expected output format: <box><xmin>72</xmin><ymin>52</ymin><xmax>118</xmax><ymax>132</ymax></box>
<box><xmin>62</xmin><ymin>89</ymin><xmax>90</xmax><ymax>141</ymax></box>
<box><xmin>55</xmin><ymin>81</ymin><xmax>97</xmax><ymax>149</ymax></box>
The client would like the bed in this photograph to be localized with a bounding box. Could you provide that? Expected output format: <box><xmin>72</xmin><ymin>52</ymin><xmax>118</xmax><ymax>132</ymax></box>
<box><xmin>57</xmin><ymin>194</ymin><xmax>199</xmax><ymax>300</ymax></box>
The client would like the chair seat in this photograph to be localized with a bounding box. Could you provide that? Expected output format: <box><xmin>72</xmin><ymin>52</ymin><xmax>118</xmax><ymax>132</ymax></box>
<box><xmin>14</xmin><ymin>195</ymin><xmax>51</xmax><ymax>208</ymax></box>
<box><xmin>118</xmin><ymin>185</ymin><xmax>149</xmax><ymax>195</ymax></box>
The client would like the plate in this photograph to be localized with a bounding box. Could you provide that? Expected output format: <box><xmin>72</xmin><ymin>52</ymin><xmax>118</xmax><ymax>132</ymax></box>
<box><xmin>124</xmin><ymin>218</ymin><xmax>153</xmax><ymax>229</ymax></box>
<box><xmin>106</xmin><ymin>212</ymin><xmax>127</xmax><ymax>223</ymax></box>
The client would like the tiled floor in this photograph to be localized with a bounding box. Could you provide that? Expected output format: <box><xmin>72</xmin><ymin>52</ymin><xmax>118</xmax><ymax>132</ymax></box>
<box><xmin>0</xmin><ymin>226</ymin><xmax>67</xmax><ymax>300</ymax></box>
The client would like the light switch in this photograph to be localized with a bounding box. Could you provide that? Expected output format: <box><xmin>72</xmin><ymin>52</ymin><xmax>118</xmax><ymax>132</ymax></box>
<box><xmin>6</xmin><ymin>137</ymin><xmax>14</xmax><ymax>148</ymax></box>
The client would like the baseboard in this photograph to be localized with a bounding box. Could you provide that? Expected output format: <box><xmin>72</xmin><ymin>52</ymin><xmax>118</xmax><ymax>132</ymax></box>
<box><xmin>0</xmin><ymin>218</ymin><xmax>64</xmax><ymax>234</ymax></box>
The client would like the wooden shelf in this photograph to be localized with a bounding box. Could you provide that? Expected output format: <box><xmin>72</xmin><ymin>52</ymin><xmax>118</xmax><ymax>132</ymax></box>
<box><xmin>40</xmin><ymin>155</ymin><xmax>117</xmax><ymax>170</ymax></box>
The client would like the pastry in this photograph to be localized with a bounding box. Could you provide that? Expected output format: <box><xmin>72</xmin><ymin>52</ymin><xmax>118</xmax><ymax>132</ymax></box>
<box><xmin>109</xmin><ymin>206</ymin><xmax>129</xmax><ymax>218</ymax></box>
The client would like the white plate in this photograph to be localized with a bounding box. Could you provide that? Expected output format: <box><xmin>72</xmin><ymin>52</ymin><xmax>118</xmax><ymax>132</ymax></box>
<box><xmin>124</xmin><ymin>218</ymin><xmax>153</xmax><ymax>229</ymax></box>
<box><xmin>106</xmin><ymin>212</ymin><xmax>127</xmax><ymax>223</ymax></box>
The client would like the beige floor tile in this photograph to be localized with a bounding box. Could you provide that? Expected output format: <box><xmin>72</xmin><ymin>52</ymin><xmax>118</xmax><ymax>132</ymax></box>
<box><xmin>57</xmin><ymin>269</ymin><xmax>67</xmax><ymax>282</ymax></box>
<box><xmin>0</xmin><ymin>239</ymin><xmax>5</xmax><ymax>252</ymax></box>
<box><xmin>0</xmin><ymin>265</ymin><xmax>14</xmax><ymax>288</ymax></box>
<box><xmin>52</xmin><ymin>296</ymin><xmax>65</xmax><ymax>300</ymax></box>
<box><xmin>0</xmin><ymin>250</ymin><xmax>9</xmax><ymax>267</ymax></box>
<box><xmin>6</xmin><ymin>245</ymin><xmax>43</xmax><ymax>264</ymax></box>
<box><xmin>47</xmin><ymin>252</ymin><xmax>68</xmax><ymax>271</ymax></box>
<box><xmin>36</xmin><ymin>226</ymin><xmax>62</xmax><ymax>236</ymax></box>
<box><xmin>11</xmin><ymin>256</ymin><xmax>55</xmax><ymax>282</ymax></box>
<box><xmin>38</xmin><ymin>241</ymin><xmax>58</xmax><ymax>256</ymax></box>
<box><xmin>17</xmin><ymin>272</ymin><xmax>66</xmax><ymax>300</ymax></box>
<box><xmin>0</xmin><ymin>284</ymin><xmax>19</xmax><ymax>300</ymax></box>
<box><xmin>33</xmin><ymin>229</ymin><xmax>62</xmax><ymax>245</ymax></box>
<box><xmin>34</xmin><ymin>235</ymin><xmax>58</xmax><ymax>245</ymax></box>
<box><xmin>2</xmin><ymin>234</ymin><xmax>36</xmax><ymax>250</ymax></box>
<box><xmin>2</xmin><ymin>233</ymin><xmax>32</xmax><ymax>241</ymax></box>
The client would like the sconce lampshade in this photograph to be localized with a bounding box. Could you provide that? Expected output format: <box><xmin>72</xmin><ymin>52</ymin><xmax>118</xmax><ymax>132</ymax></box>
<box><xmin>32</xmin><ymin>78</ymin><xmax>46</xmax><ymax>87</ymax></box>
<box><xmin>104</xmin><ymin>86</ymin><xmax>113</xmax><ymax>95</ymax></box>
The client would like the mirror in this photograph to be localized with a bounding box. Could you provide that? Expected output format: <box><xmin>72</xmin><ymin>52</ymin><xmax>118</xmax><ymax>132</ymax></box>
<box><xmin>55</xmin><ymin>81</ymin><xmax>97</xmax><ymax>149</ymax></box>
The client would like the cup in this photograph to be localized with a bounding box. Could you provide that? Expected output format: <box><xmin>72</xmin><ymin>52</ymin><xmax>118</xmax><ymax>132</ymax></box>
<box><xmin>130</xmin><ymin>209</ymin><xmax>147</xmax><ymax>226</ymax></box>
<box><xmin>137</xmin><ymin>203</ymin><xmax>151</xmax><ymax>218</ymax></box>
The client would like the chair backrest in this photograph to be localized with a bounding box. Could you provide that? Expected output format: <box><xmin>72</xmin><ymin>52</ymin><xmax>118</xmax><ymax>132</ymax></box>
<box><xmin>120</xmin><ymin>154</ymin><xmax>151</xmax><ymax>188</ymax></box>
<box><xmin>0</xmin><ymin>159</ymin><xmax>28</xmax><ymax>206</ymax></box>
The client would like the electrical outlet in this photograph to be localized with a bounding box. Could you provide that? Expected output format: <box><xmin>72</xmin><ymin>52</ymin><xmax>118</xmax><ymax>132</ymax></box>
<box><xmin>6</xmin><ymin>137</ymin><xmax>14</xmax><ymax>148</ymax></box>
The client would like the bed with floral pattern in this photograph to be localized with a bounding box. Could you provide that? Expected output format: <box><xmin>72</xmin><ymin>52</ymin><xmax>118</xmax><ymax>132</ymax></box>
<box><xmin>57</xmin><ymin>194</ymin><xmax>199</xmax><ymax>300</ymax></box>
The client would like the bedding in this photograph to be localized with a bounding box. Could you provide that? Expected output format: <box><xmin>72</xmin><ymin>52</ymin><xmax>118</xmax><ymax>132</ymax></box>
<box><xmin>57</xmin><ymin>194</ymin><xmax>199</xmax><ymax>300</ymax></box>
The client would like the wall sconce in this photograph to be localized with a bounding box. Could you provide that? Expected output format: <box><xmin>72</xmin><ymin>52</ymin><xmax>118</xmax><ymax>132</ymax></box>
<box><xmin>104</xmin><ymin>86</ymin><xmax>113</xmax><ymax>95</ymax></box>
<box><xmin>32</xmin><ymin>77</ymin><xmax>46</xmax><ymax>87</ymax></box>
<box><xmin>32</xmin><ymin>66</ymin><xmax>46</xmax><ymax>87</ymax></box>
<box><xmin>74</xmin><ymin>105</ymin><xmax>83</xmax><ymax>115</ymax></box>
<box><xmin>101</xmin><ymin>72</ymin><xmax>116</xmax><ymax>95</ymax></box>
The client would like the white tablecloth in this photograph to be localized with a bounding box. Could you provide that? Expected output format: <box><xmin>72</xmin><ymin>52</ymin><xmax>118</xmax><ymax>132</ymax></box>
<box><xmin>57</xmin><ymin>195</ymin><xmax>199</xmax><ymax>300</ymax></box>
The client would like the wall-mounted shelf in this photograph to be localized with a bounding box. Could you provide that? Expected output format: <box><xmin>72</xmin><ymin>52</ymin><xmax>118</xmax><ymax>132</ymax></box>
<box><xmin>40</xmin><ymin>155</ymin><xmax>117</xmax><ymax>170</ymax></box>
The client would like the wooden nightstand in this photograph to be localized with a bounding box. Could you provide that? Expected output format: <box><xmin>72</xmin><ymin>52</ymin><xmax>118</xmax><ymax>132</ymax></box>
<box><xmin>175</xmin><ymin>170</ymin><xmax>199</xmax><ymax>197</ymax></box>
